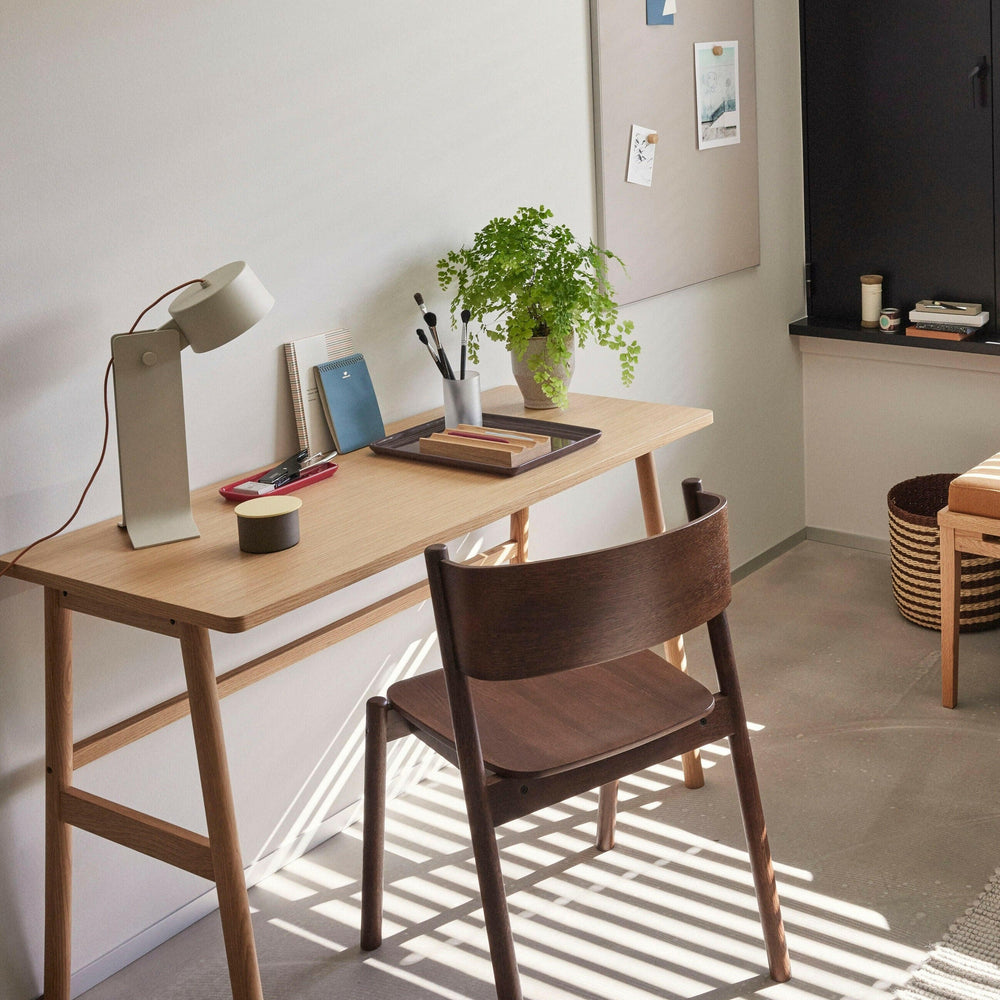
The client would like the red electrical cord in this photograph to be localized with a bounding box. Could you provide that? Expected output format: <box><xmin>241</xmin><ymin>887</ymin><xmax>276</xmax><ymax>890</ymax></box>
<box><xmin>0</xmin><ymin>278</ymin><xmax>204</xmax><ymax>580</ymax></box>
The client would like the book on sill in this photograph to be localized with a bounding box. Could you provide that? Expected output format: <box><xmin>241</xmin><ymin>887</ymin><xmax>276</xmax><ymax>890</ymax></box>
<box><xmin>283</xmin><ymin>328</ymin><xmax>354</xmax><ymax>455</ymax></box>
<box><xmin>905</xmin><ymin>323</ymin><xmax>979</xmax><ymax>341</ymax></box>
<box><xmin>909</xmin><ymin>308</ymin><xmax>988</xmax><ymax>327</ymax></box>
<box><xmin>914</xmin><ymin>299</ymin><xmax>982</xmax><ymax>316</ymax></box>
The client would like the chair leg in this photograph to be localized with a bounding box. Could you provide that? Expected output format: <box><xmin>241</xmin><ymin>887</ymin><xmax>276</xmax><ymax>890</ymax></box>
<box><xmin>361</xmin><ymin>697</ymin><xmax>389</xmax><ymax>951</ymax></box>
<box><xmin>940</xmin><ymin>524</ymin><xmax>960</xmax><ymax>708</ymax></box>
<box><xmin>729</xmin><ymin>723</ymin><xmax>791</xmax><ymax>982</ymax></box>
<box><xmin>708</xmin><ymin>616</ymin><xmax>790</xmax><ymax>983</ymax></box>
<box><xmin>596</xmin><ymin>780</ymin><xmax>618</xmax><ymax>851</ymax></box>
<box><xmin>464</xmin><ymin>797</ymin><xmax>523</xmax><ymax>1000</ymax></box>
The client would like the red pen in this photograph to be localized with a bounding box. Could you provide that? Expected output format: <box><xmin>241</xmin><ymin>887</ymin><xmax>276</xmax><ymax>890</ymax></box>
<box><xmin>445</xmin><ymin>429</ymin><xmax>513</xmax><ymax>444</ymax></box>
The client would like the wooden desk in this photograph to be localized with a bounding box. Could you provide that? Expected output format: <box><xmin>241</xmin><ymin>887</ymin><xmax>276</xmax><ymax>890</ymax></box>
<box><xmin>2</xmin><ymin>387</ymin><xmax>711</xmax><ymax>1000</ymax></box>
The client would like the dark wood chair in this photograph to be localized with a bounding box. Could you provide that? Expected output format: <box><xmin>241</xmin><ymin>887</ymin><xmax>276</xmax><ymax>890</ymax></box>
<box><xmin>361</xmin><ymin>479</ymin><xmax>790</xmax><ymax>999</ymax></box>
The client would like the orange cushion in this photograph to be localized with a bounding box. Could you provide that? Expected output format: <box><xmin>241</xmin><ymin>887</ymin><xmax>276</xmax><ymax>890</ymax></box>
<box><xmin>949</xmin><ymin>453</ymin><xmax>1000</xmax><ymax>518</ymax></box>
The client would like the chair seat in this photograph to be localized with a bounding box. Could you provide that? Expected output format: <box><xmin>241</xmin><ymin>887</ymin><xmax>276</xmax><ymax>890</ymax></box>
<box><xmin>949</xmin><ymin>452</ymin><xmax>1000</xmax><ymax>519</ymax></box>
<box><xmin>388</xmin><ymin>649</ymin><xmax>715</xmax><ymax>779</ymax></box>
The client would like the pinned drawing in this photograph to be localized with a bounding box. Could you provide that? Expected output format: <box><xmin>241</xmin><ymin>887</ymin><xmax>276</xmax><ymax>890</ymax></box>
<box><xmin>626</xmin><ymin>125</ymin><xmax>658</xmax><ymax>187</ymax></box>
<box><xmin>646</xmin><ymin>0</ymin><xmax>676</xmax><ymax>25</ymax></box>
<box><xmin>694</xmin><ymin>41</ymin><xmax>740</xmax><ymax>149</ymax></box>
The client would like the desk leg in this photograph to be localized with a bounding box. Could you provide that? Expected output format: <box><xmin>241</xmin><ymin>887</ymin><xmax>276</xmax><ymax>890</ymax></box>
<box><xmin>635</xmin><ymin>453</ymin><xmax>704</xmax><ymax>790</ymax></box>
<box><xmin>180</xmin><ymin>624</ymin><xmax>263</xmax><ymax>1000</ymax></box>
<box><xmin>44</xmin><ymin>588</ymin><xmax>73</xmax><ymax>1000</ymax></box>
<box><xmin>510</xmin><ymin>508</ymin><xmax>529</xmax><ymax>564</ymax></box>
<box><xmin>508</xmin><ymin>504</ymin><xmax>630</xmax><ymax>850</ymax></box>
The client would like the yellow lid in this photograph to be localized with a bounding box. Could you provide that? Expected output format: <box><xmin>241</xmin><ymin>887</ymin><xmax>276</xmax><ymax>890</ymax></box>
<box><xmin>234</xmin><ymin>495</ymin><xmax>303</xmax><ymax>518</ymax></box>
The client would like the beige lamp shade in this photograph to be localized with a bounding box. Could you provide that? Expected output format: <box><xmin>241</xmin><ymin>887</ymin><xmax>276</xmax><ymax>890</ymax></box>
<box><xmin>168</xmin><ymin>261</ymin><xmax>274</xmax><ymax>352</ymax></box>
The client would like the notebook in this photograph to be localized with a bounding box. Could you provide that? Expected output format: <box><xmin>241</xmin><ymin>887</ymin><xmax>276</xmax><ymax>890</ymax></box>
<box><xmin>315</xmin><ymin>353</ymin><xmax>385</xmax><ymax>453</ymax></box>
<box><xmin>283</xmin><ymin>328</ymin><xmax>354</xmax><ymax>454</ymax></box>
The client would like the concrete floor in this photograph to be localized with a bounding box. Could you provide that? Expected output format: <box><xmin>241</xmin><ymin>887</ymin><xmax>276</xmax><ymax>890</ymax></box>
<box><xmin>80</xmin><ymin>541</ymin><xmax>1000</xmax><ymax>1000</ymax></box>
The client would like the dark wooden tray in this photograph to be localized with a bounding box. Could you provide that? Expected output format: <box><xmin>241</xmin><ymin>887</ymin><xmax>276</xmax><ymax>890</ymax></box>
<box><xmin>369</xmin><ymin>413</ymin><xmax>601</xmax><ymax>476</ymax></box>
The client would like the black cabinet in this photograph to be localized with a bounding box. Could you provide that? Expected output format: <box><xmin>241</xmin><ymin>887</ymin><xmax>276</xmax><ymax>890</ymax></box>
<box><xmin>799</xmin><ymin>0</ymin><xmax>998</xmax><ymax>325</ymax></box>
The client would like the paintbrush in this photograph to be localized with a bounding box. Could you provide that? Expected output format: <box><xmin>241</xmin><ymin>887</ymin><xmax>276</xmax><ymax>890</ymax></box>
<box><xmin>416</xmin><ymin>328</ymin><xmax>446</xmax><ymax>376</ymax></box>
<box><xmin>423</xmin><ymin>311</ymin><xmax>455</xmax><ymax>379</ymax></box>
<box><xmin>460</xmin><ymin>308</ymin><xmax>470</xmax><ymax>379</ymax></box>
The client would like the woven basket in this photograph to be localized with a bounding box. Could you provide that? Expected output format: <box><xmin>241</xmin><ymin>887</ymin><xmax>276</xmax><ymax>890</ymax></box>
<box><xmin>888</xmin><ymin>474</ymin><xmax>1000</xmax><ymax>632</ymax></box>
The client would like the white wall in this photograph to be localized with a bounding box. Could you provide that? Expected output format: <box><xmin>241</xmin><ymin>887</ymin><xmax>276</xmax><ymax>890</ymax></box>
<box><xmin>801</xmin><ymin>340</ymin><xmax>1000</xmax><ymax>544</ymax></box>
<box><xmin>0</xmin><ymin>2</ymin><xmax>806</xmax><ymax>996</ymax></box>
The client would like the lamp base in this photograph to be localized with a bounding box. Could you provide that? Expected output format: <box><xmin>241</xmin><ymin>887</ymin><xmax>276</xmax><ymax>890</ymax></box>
<box><xmin>111</xmin><ymin>328</ymin><xmax>200</xmax><ymax>549</ymax></box>
<box><xmin>118</xmin><ymin>507</ymin><xmax>200</xmax><ymax>550</ymax></box>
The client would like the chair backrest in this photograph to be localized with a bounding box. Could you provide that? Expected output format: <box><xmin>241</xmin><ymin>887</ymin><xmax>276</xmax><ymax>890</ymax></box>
<box><xmin>425</xmin><ymin>486</ymin><xmax>731</xmax><ymax>681</ymax></box>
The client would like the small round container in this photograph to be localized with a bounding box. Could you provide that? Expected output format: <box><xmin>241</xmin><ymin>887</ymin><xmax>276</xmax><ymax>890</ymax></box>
<box><xmin>879</xmin><ymin>307</ymin><xmax>901</xmax><ymax>332</ymax></box>
<box><xmin>234</xmin><ymin>495</ymin><xmax>302</xmax><ymax>553</ymax></box>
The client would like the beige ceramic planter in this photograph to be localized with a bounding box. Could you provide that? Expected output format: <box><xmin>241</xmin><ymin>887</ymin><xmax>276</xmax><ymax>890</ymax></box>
<box><xmin>510</xmin><ymin>336</ymin><xmax>575</xmax><ymax>409</ymax></box>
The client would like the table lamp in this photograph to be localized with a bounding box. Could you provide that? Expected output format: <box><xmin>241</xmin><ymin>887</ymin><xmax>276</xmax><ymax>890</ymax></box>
<box><xmin>111</xmin><ymin>261</ymin><xmax>274</xmax><ymax>549</ymax></box>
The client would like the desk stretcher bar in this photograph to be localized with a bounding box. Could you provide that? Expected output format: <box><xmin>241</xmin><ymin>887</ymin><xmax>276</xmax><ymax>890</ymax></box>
<box><xmin>72</xmin><ymin>538</ymin><xmax>522</xmax><ymax>769</ymax></box>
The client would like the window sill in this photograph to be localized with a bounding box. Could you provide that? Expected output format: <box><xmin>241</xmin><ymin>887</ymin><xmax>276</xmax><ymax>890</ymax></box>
<box><xmin>790</xmin><ymin>317</ymin><xmax>1000</xmax><ymax>373</ymax></box>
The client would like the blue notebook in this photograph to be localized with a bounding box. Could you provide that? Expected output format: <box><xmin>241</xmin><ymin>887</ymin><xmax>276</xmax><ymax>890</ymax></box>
<box><xmin>314</xmin><ymin>354</ymin><xmax>385</xmax><ymax>453</ymax></box>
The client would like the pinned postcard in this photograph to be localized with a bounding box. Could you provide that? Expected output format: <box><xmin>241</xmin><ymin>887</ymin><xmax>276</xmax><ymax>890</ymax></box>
<box><xmin>695</xmin><ymin>41</ymin><xmax>740</xmax><ymax>149</ymax></box>
<box><xmin>626</xmin><ymin>125</ymin><xmax>658</xmax><ymax>187</ymax></box>
<box><xmin>646</xmin><ymin>0</ymin><xmax>676</xmax><ymax>25</ymax></box>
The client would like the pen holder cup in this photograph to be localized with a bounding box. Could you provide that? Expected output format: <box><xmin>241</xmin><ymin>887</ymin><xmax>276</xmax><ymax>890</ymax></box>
<box><xmin>443</xmin><ymin>371</ymin><xmax>482</xmax><ymax>428</ymax></box>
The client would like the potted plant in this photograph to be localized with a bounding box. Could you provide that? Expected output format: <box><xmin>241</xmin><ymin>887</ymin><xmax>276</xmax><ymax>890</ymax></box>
<box><xmin>436</xmin><ymin>205</ymin><xmax>639</xmax><ymax>409</ymax></box>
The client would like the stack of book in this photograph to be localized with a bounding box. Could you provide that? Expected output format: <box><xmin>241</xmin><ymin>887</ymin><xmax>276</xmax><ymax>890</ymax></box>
<box><xmin>906</xmin><ymin>300</ymin><xmax>989</xmax><ymax>341</ymax></box>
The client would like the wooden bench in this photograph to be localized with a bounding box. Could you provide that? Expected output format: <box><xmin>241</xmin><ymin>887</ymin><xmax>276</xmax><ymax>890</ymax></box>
<box><xmin>938</xmin><ymin>453</ymin><xmax>1000</xmax><ymax>707</ymax></box>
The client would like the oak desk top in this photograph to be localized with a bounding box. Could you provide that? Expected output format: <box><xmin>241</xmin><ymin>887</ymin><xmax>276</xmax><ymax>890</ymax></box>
<box><xmin>1</xmin><ymin>387</ymin><xmax>712</xmax><ymax>633</ymax></box>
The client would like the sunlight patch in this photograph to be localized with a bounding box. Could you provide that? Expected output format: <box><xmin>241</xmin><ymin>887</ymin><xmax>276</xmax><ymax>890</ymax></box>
<box><xmin>256</xmin><ymin>872</ymin><xmax>316</xmax><ymax>902</ymax></box>
<box><xmin>267</xmin><ymin>917</ymin><xmax>345</xmax><ymax>952</ymax></box>
<box><xmin>282</xmin><ymin>856</ymin><xmax>353</xmax><ymax>891</ymax></box>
